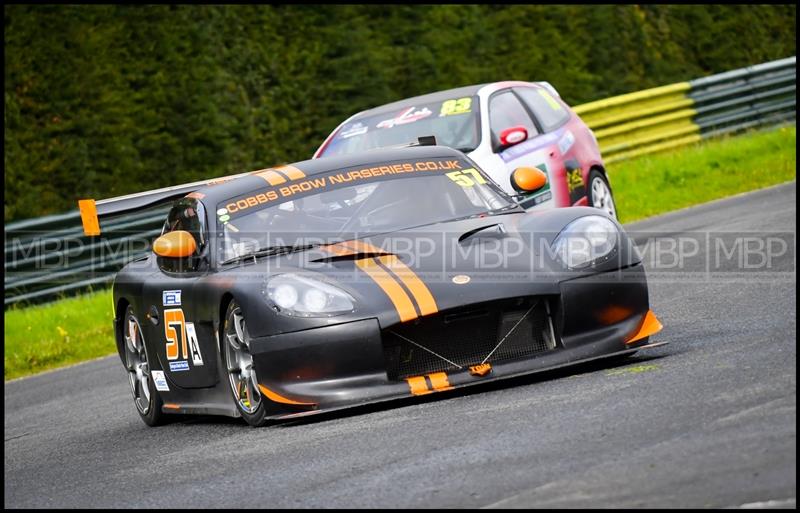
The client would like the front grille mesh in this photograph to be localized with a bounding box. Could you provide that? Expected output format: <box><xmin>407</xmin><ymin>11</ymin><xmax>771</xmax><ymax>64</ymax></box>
<box><xmin>382</xmin><ymin>297</ymin><xmax>552</xmax><ymax>380</ymax></box>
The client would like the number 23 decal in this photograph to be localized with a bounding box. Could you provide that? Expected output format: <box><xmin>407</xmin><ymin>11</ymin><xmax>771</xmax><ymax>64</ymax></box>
<box><xmin>164</xmin><ymin>308</ymin><xmax>204</xmax><ymax>366</ymax></box>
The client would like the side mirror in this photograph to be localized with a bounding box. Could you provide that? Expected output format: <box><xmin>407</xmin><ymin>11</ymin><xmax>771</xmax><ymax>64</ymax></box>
<box><xmin>499</xmin><ymin>125</ymin><xmax>529</xmax><ymax>148</ymax></box>
<box><xmin>153</xmin><ymin>230</ymin><xmax>197</xmax><ymax>258</ymax></box>
<box><xmin>510</xmin><ymin>167</ymin><xmax>548</xmax><ymax>193</ymax></box>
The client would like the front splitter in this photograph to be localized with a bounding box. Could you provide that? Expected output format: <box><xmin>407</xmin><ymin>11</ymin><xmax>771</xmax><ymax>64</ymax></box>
<box><xmin>271</xmin><ymin>340</ymin><xmax>669</xmax><ymax>421</ymax></box>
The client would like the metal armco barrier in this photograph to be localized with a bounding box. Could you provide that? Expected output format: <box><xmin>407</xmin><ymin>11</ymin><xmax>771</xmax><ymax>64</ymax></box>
<box><xmin>4</xmin><ymin>206</ymin><xmax>169</xmax><ymax>306</ymax></box>
<box><xmin>3</xmin><ymin>57</ymin><xmax>796</xmax><ymax>307</ymax></box>
<box><xmin>574</xmin><ymin>56</ymin><xmax>796</xmax><ymax>164</ymax></box>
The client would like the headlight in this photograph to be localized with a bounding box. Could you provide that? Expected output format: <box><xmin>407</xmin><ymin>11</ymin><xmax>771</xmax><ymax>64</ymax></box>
<box><xmin>266</xmin><ymin>273</ymin><xmax>355</xmax><ymax>317</ymax></box>
<box><xmin>552</xmin><ymin>215</ymin><xmax>619</xmax><ymax>269</ymax></box>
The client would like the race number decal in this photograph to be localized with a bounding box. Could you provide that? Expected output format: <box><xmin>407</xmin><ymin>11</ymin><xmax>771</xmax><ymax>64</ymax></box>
<box><xmin>446</xmin><ymin>168</ymin><xmax>487</xmax><ymax>187</ymax></box>
<box><xmin>440</xmin><ymin>97</ymin><xmax>472</xmax><ymax>116</ymax></box>
<box><xmin>164</xmin><ymin>309</ymin><xmax>187</xmax><ymax>361</ymax></box>
<box><xmin>186</xmin><ymin>322</ymin><xmax>204</xmax><ymax>366</ymax></box>
<box><xmin>164</xmin><ymin>308</ymin><xmax>203</xmax><ymax>368</ymax></box>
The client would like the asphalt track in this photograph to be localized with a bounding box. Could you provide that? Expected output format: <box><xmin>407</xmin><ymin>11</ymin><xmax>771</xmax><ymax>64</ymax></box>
<box><xmin>5</xmin><ymin>182</ymin><xmax>796</xmax><ymax>508</ymax></box>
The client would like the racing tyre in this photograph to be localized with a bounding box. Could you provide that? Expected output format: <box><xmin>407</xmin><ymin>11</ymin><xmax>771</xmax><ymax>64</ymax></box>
<box><xmin>123</xmin><ymin>305</ymin><xmax>167</xmax><ymax>427</ymax></box>
<box><xmin>588</xmin><ymin>169</ymin><xmax>617</xmax><ymax>219</ymax></box>
<box><xmin>223</xmin><ymin>300</ymin><xmax>269</xmax><ymax>427</ymax></box>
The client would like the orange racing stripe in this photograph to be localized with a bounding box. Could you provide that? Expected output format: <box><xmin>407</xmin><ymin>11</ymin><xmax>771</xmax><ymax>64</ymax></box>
<box><xmin>344</xmin><ymin>240</ymin><xmax>438</xmax><ymax>317</ymax></box>
<box><xmin>406</xmin><ymin>376</ymin><xmax>432</xmax><ymax>396</ymax></box>
<box><xmin>322</xmin><ymin>242</ymin><xmax>360</xmax><ymax>257</ymax></box>
<box><xmin>427</xmin><ymin>372</ymin><xmax>453</xmax><ymax>391</ymax></box>
<box><xmin>252</xmin><ymin>169</ymin><xmax>287</xmax><ymax>186</ymax></box>
<box><xmin>377</xmin><ymin>255</ymin><xmax>438</xmax><ymax>317</ymax></box>
<box><xmin>340</xmin><ymin>239</ymin><xmax>381</xmax><ymax>254</ymax></box>
<box><xmin>275</xmin><ymin>165</ymin><xmax>306</xmax><ymax>180</ymax></box>
<box><xmin>355</xmin><ymin>258</ymin><xmax>418</xmax><ymax>322</ymax></box>
<box><xmin>321</xmin><ymin>242</ymin><xmax>418</xmax><ymax>322</ymax></box>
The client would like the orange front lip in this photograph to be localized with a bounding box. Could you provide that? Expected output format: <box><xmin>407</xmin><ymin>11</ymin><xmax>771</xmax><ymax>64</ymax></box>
<box><xmin>625</xmin><ymin>310</ymin><xmax>663</xmax><ymax>344</ymax></box>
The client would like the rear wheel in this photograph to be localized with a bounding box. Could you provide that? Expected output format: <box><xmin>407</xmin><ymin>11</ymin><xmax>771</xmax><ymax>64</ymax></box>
<box><xmin>123</xmin><ymin>305</ymin><xmax>166</xmax><ymax>426</ymax></box>
<box><xmin>223</xmin><ymin>301</ymin><xmax>268</xmax><ymax>427</ymax></box>
<box><xmin>588</xmin><ymin>169</ymin><xmax>617</xmax><ymax>219</ymax></box>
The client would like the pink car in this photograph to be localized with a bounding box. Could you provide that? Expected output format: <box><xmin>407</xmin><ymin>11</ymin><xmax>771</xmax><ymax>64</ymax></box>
<box><xmin>314</xmin><ymin>81</ymin><xmax>616</xmax><ymax>218</ymax></box>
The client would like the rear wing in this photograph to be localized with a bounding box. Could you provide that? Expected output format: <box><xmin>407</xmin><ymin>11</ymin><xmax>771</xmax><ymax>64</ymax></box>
<box><xmin>77</xmin><ymin>171</ymin><xmax>251</xmax><ymax>236</ymax></box>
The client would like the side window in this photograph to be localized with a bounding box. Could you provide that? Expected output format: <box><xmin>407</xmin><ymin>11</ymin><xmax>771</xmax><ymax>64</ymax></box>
<box><xmin>515</xmin><ymin>87</ymin><xmax>571</xmax><ymax>132</ymax></box>
<box><xmin>159</xmin><ymin>198</ymin><xmax>207</xmax><ymax>273</ymax></box>
<box><xmin>488</xmin><ymin>91</ymin><xmax>539</xmax><ymax>152</ymax></box>
<box><xmin>162</xmin><ymin>198</ymin><xmax>206</xmax><ymax>249</ymax></box>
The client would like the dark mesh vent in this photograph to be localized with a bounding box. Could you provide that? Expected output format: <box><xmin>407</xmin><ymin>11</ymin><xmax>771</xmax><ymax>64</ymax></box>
<box><xmin>382</xmin><ymin>297</ymin><xmax>553</xmax><ymax>380</ymax></box>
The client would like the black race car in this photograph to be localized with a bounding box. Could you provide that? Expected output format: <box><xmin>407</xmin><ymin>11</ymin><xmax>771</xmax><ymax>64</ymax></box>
<box><xmin>79</xmin><ymin>144</ymin><xmax>664</xmax><ymax>427</ymax></box>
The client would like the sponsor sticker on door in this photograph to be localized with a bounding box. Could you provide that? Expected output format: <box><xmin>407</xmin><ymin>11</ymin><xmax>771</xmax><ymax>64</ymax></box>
<box><xmin>169</xmin><ymin>361</ymin><xmax>189</xmax><ymax>372</ymax></box>
<box><xmin>163</xmin><ymin>290</ymin><xmax>181</xmax><ymax>306</ymax></box>
<box><xmin>151</xmin><ymin>370</ymin><xmax>170</xmax><ymax>391</ymax></box>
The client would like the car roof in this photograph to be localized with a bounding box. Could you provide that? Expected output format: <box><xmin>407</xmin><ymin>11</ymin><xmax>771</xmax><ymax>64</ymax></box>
<box><xmin>194</xmin><ymin>145</ymin><xmax>469</xmax><ymax>205</ymax></box>
<box><xmin>354</xmin><ymin>84</ymin><xmax>490</xmax><ymax>118</ymax></box>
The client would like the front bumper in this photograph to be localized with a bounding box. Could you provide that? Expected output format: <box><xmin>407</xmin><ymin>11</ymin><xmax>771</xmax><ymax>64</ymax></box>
<box><xmin>249</xmin><ymin>263</ymin><xmax>659</xmax><ymax>419</ymax></box>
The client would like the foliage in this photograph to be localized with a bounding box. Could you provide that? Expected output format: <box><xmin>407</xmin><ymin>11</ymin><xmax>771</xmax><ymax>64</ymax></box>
<box><xmin>4</xmin><ymin>5</ymin><xmax>796</xmax><ymax>221</ymax></box>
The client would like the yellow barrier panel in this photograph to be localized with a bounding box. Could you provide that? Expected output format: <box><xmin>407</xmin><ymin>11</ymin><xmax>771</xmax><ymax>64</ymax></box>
<box><xmin>604</xmin><ymin>134</ymin><xmax>703</xmax><ymax>164</ymax></box>
<box><xmin>593</xmin><ymin>108</ymin><xmax>698</xmax><ymax>140</ymax></box>
<box><xmin>573</xmin><ymin>82</ymin><xmax>691</xmax><ymax>115</ymax></box>
<box><xmin>579</xmin><ymin>92</ymin><xmax>694</xmax><ymax>130</ymax></box>
<box><xmin>572</xmin><ymin>80</ymin><xmax>702</xmax><ymax>164</ymax></box>
<box><xmin>601</xmin><ymin>124</ymin><xmax>701</xmax><ymax>156</ymax></box>
<box><xmin>598</xmin><ymin>115</ymin><xmax>700</xmax><ymax>150</ymax></box>
<box><xmin>583</xmin><ymin>97</ymin><xmax>696</xmax><ymax>131</ymax></box>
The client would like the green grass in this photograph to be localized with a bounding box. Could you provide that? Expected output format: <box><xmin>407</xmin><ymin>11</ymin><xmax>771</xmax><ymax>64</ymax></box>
<box><xmin>3</xmin><ymin>126</ymin><xmax>797</xmax><ymax>380</ymax></box>
<box><xmin>4</xmin><ymin>289</ymin><xmax>115</xmax><ymax>380</ymax></box>
<box><xmin>610</xmin><ymin>125</ymin><xmax>796</xmax><ymax>223</ymax></box>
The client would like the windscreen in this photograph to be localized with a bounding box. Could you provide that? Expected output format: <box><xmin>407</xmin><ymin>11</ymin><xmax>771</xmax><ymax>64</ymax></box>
<box><xmin>216</xmin><ymin>156</ymin><xmax>514</xmax><ymax>263</ymax></box>
<box><xmin>319</xmin><ymin>96</ymin><xmax>480</xmax><ymax>157</ymax></box>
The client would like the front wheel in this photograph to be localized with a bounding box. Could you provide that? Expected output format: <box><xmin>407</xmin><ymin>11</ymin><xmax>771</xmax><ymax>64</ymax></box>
<box><xmin>123</xmin><ymin>305</ymin><xmax>167</xmax><ymax>426</ymax></box>
<box><xmin>588</xmin><ymin>169</ymin><xmax>617</xmax><ymax>219</ymax></box>
<box><xmin>222</xmin><ymin>301</ymin><xmax>269</xmax><ymax>427</ymax></box>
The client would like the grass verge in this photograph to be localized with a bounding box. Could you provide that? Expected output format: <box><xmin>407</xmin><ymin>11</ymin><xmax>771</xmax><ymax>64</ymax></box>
<box><xmin>4</xmin><ymin>289</ymin><xmax>115</xmax><ymax>380</ymax></box>
<box><xmin>609</xmin><ymin>125</ymin><xmax>795</xmax><ymax>223</ymax></box>
<box><xmin>4</xmin><ymin>126</ymin><xmax>796</xmax><ymax>380</ymax></box>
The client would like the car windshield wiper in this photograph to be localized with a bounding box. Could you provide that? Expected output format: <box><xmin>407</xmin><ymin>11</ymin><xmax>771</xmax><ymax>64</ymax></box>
<box><xmin>221</xmin><ymin>243</ymin><xmax>320</xmax><ymax>266</ymax></box>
